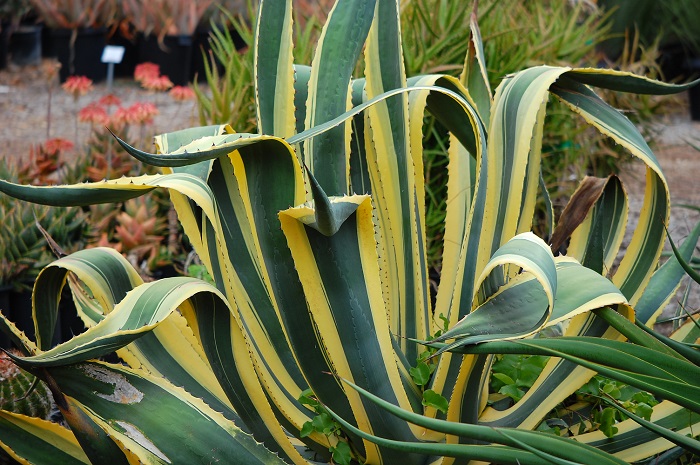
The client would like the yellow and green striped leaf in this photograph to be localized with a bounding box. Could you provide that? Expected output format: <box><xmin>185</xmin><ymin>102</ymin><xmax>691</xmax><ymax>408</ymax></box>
<box><xmin>304</xmin><ymin>0</ymin><xmax>376</xmax><ymax>195</ymax></box>
<box><xmin>0</xmin><ymin>411</ymin><xmax>89</xmax><ymax>465</ymax></box>
<box><xmin>280</xmin><ymin>195</ymin><xmax>432</xmax><ymax>464</ymax></box>
<box><xmin>255</xmin><ymin>0</ymin><xmax>296</xmax><ymax>138</ymax></box>
<box><xmin>47</xmin><ymin>362</ymin><xmax>289</xmax><ymax>464</ymax></box>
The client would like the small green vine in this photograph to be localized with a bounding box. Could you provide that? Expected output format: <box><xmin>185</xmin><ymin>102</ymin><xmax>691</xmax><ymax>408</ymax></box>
<box><xmin>409</xmin><ymin>313</ymin><xmax>450</xmax><ymax>414</ymax></box>
<box><xmin>299</xmin><ymin>389</ymin><xmax>354</xmax><ymax>465</ymax></box>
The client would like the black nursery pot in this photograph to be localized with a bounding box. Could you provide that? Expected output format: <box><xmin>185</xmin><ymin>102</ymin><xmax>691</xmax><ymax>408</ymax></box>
<box><xmin>138</xmin><ymin>34</ymin><xmax>193</xmax><ymax>86</ymax></box>
<box><xmin>686</xmin><ymin>58</ymin><xmax>700</xmax><ymax>122</ymax></box>
<box><xmin>0</xmin><ymin>285</ymin><xmax>11</xmax><ymax>349</ymax></box>
<box><xmin>106</xmin><ymin>27</ymin><xmax>139</xmax><ymax>78</ymax></box>
<box><xmin>9</xmin><ymin>24</ymin><xmax>42</xmax><ymax>67</ymax></box>
<box><xmin>0</xmin><ymin>22</ymin><xmax>10</xmax><ymax>70</ymax></box>
<box><xmin>45</xmin><ymin>27</ymin><xmax>107</xmax><ymax>82</ymax></box>
<box><xmin>0</xmin><ymin>283</ymin><xmax>84</xmax><ymax>350</ymax></box>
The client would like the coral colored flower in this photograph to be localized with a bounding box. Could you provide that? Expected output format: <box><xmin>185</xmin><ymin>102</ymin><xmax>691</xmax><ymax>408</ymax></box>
<box><xmin>43</xmin><ymin>138</ymin><xmax>74</xmax><ymax>155</ymax></box>
<box><xmin>128</xmin><ymin>102</ymin><xmax>159</xmax><ymax>125</ymax></box>
<box><xmin>134</xmin><ymin>62</ymin><xmax>160</xmax><ymax>83</ymax></box>
<box><xmin>62</xmin><ymin>76</ymin><xmax>93</xmax><ymax>98</ymax></box>
<box><xmin>142</xmin><ymin>74</ymin><xmax>173</xmax><ymax>92</ymax></box>
<box><xmin>99</xmin><ymin>94</ymin><xmax>122</xmax><ymax>107</ymax></box>
<box><xmin>78</xmin><ymin>103</ymin><xmax>109</xmax><ymax>125</ymax></box>
<box><xmin>169</xmin><ymin>85</ymin><xmax>195</xmax><ymax>101</ymax></box>
<box><xmin>110</xmin><ymin>106</ymin><xmax>134</xmax><ymax>130</ymax></box>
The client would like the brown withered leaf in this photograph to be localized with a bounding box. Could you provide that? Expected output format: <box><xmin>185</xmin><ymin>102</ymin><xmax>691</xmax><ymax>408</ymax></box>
<box><xmin>550</xmin><ymin>175</ymin><xmax>613</xmax><ymax>254</ymax></box>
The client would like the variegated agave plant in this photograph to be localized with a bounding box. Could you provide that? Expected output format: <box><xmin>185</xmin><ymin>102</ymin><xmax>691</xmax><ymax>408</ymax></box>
<box><xmin>0</xmin><ymin>0</ymin><xmax>698</xmax><ymax>464</ymax></box>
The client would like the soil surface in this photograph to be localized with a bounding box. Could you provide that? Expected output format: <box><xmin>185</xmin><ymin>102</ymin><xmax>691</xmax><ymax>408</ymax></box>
<box><xmin>1</xmin><ymin>58</ymin><xmax>699</xmax><ymax>330</ymax></box>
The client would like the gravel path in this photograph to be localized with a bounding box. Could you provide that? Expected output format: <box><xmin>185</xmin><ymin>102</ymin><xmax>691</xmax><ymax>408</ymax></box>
<box><xmin>0</xmin><ymin>59</ymin><xmax>196</xmax><ymax>161</ymax></box>
<box><xmin>1</xmin><ymin>58</ymin><xmax>699</xmax><ymax>329</ymax></box>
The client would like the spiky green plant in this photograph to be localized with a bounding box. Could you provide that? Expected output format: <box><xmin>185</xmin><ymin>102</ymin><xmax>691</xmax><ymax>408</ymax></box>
<box><xmin>0</xmin><ymin>351</ymin><xmax>54</xmax><ymax>420</ymax></box>
<box><xmin>0</xmin><ymin>1</ymin><xmax>698</xmax><ymax>464</ymax></box>
<box><xmin>0</xmin><ymin>189</ymin><xmax>85</xmax><ymax>290</ymax></box>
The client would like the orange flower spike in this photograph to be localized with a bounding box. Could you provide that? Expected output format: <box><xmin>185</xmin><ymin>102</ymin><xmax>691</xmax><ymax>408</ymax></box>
<box><xmin>99</xmin><ymin>94</ymin><xmax>122</xmax><ymax>107</ymax></box>
<box><xmin>134</xmin><ymin>62</ymin><xmax>160</xmax><ymax>83</ymax></box>
<box><xmin>78</xmin><ymin>103</ymin><xmax>109</xmax><ymax>125</ymax></box>
<box><xmin>43</xmin><ymin>138</ymin><xmax>74</xmax><ymax>155</ymax></box>
<box><xmin>142</xmin><ymin>75</ymin><xmax>174</xmax><ymax>92</ymax></box>
<box><xmin>128</xmin><ymin>102</ymin><xmax>159</xmax><ymax>125</ymax></box>
<box><xmin>169</xmin><ymin>85</ymin><xmax>195</xmax><ymax>101</ymax></box>
<box><xmin>62</xmin><ymin>76</ymin><xmax>93</xmax><ymax>98</ymax></box>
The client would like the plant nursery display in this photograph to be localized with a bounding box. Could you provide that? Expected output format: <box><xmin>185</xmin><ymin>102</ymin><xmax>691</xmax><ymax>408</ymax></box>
<box><xmin>0</xmin><ymin>1</ymin><xmax>698</xmax><ymax>465</ymax></box>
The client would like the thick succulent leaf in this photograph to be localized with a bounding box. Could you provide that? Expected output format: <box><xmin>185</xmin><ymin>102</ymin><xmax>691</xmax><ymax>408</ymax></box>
<box><xmin>551</xmin><ymin>75</ymin><xmax>669</xmax><ymax>305</ymax></box>
<box><xmin>434</xmin><ymin>233</ymin><xmax>557</xmax><ymax>352</ymax></box>
<box><xmin>8</xmin><ymin>278</ymin><xmax>222</xmax><ymax>368</ymax></box>
<box><xmin>47</xmin><ymin>362</ymin><xmax>288</xmax><ymax>465</ymax></box>
<box><xmin>155</xmin><ymin>130</ymin><xmax>331</xmax><ymax>456</ymax></box>
<box><xmin>21</xmin><ymin>271</ymin><xmax>307</xmax><ymax>463</ymax></box>
<box><xmin>0</xmin><ymin>411</ymin><xmax>89</xmax><ymax>465</ymax></box>
<box><xmin>425</xmin><ymin>68</ymin><xmax>567</xmax><ymax>433</ymax></box>
<box><xmin>327</xmin><ymin>379</ymin><xmax>627</xmax><ymax>465</ymax></box>
<box><xmin>349</xmin><ymin>77</ymin><xmax>371</xmax><ymax>195</ymax></box>
<box><xmin>304</xmin><ymin>0</ymin><xmax>377</xmax><ymax>195</ymax></box>
<box><xmin>153</xmin><ymin>124</ymin><xmax>233</xmax><ymax>154</ymax></box>
<box><xmin>565</xmin><ymin>68</ymin><xmax>699</xmax><ymax>94</ymax></box>
<box><xmin>114</xmin><ymin>131</ymin><xmax>296</xmax><ymax>168</ymax></box>
<box><xmin>363</xmin><ymin>0</ymin><xmax>430</xmax><ymax>362</ymax></box>
<box><xmin>459</xmin><ymin>8</ymin><xmax>492</xmax><ymax>126</ymax></box>
<box><xmin>255</xmin><ymin>0</ymin><xmax>296</xmax><ymax>137</ymax></box>
<box><xmin>280</xmin><ymin>195</ymin><xmax>433</xmax><ymax>465</ymax></box>
<box><xmin>0</xmin><ymin>311</ymin><xmax>37</xmax><ymax>355</ymax></box>
<box><xmin>435</xmin><ymin>255</ymin><xmax>628</xmax><ymax>354</ymax></box>
<box><xmin>39</xmin><ymin>248</ymin><xmax>239</xmax><ymax>425</ymax></box>
<box><xmin>32</xmin><ymin>248</ymin><xmax>142</xmax><ymax>351</ymax></box>
<box><xmin>0</xmin><ymin>176</ymin><xmax>155</xmax><ymax>207</ymax></box>
<box><xmin>293</xmin><ymin>64</ymin><xmax>312</xmax><ymax>169</ymax></box>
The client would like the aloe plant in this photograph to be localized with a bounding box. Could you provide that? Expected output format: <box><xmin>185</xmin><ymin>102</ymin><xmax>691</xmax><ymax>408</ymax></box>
<box><xmin>0</xmin><ymin>0</ymin><xmax>698</xmax><ymax>464</ymax></box>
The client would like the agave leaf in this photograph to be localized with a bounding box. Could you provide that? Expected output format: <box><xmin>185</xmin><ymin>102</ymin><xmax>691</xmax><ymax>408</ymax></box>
<box><xmin>460</xmin><ymin>6</ymin><xmax>492</xmax><ymax>126</ymax></box>
<box><xmin>303</xmin><ymin>0</ymin><xmax>377</xmax><ymax>195</ymax></box>
<box><xmin>363</xmin><ymin>0</ymin><xmax>430</xmax><ymax>362</ymax></box>
<box><xmin>255</xmin><ymin>0</ymin><xmax>296</xmax><ymax>138</ymax></box>
<box><xmin>551</xmin><ymin>75</ymin><xmax>668</xmax><ymax>305</ymax></box>
<box><xmin>0</xmin><ymin>411</ymin><xmax>89</xmax><ymax>465</ymax></box>
<box><xmin>280</xmin><ymin>194</ymin><xmax>433</xmax><ymax>464</ymax></box>
<box><xmin>46</xmin><ymin>361</ymin><xmax>289</xmax><ymax>465</ymax></box>
<box><xmin>36</xmin><ymin>248</ymin><xmax>239</xmax><ymax>425</ymax></box>
<box><xmin>327</xmin><ymin>379</ymin><xmax>627</xmax><ymax>465</ymax></box>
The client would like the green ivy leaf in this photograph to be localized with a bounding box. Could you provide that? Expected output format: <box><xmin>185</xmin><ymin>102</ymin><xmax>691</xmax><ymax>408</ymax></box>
<box><xmin>632</xmin><ymin>402</ymin><xmax>654</xmax><ymax>421</ymax></box>
<box><xmin>499</xmin><ymin>384</ymin><xmax>525</xmax><ymax>402</ymax></box>
<box><xmin>298</xmin><ymin>388</ymin><xmax>320</xmax><ymax>411</ymax></box>
<box><xmin>312</xmin><ymin>412</ymin><xmax>336</xmax><ymax>435</ymax></box>
<box><xmin>438</xmin><ymin>313</ymin><xmax>450</xmax><ymax>332</ymax></box>
<box><xmin>330</xmin><ymin>441</ymin><xmax>352</xmax><ymax>465</ymax></box>
<box><xmin>300</xmin><ymin>421</ymin><xmax>314</xmax><ymax>438</ymax></box>
<box><xmin>410</xmin><ymin>362</ymin><xmax>432</xmax><ymax>386</ymax></box>
<box><xmin>598</xmin><ymin>407</ymin><xmax>619</xmax><ymax>438</ymax></box>
<box><xmin>492</xmin><ymin>372</ymin><xmax>515</xmax><ymax>386</ymax></box>
<box><xmin>631</xmin><ymin>391</ymin><xmax>658</xmax><ymax>407</ymax></box>
<box><xmin>422</xmin><ymin>389</ymin><xmax>448</xmax><ymax>414</ymax></box>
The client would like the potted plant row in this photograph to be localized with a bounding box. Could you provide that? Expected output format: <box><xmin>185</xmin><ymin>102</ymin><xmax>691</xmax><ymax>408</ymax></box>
<box><xmin>24</xmin><ymin>0</ymin><xmax>245</xmax><ymax>85</ymax></box>
<box><xmin>0</xmin><ymin>0</ymin><xmax>39</xmax><ymax>69</ymax></box>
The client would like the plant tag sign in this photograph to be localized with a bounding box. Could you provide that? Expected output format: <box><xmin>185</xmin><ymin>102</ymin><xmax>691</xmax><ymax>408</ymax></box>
<box><xmin>101</xmin><ymin>45</ymin><xmax>125</xmax><ymax>64</ymax></box>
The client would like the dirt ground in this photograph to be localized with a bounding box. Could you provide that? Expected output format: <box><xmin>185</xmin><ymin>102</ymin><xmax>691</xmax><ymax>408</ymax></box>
<box><xmin>1</xmin><ymin>58</ymin><xmax>699</xmax><ymax>329</ymax></box>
